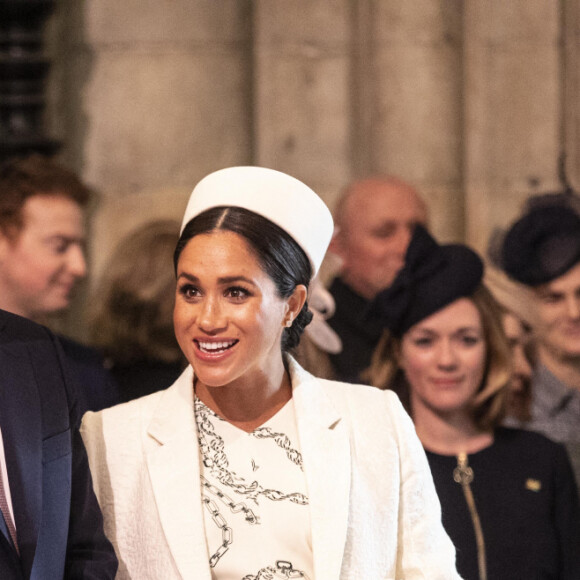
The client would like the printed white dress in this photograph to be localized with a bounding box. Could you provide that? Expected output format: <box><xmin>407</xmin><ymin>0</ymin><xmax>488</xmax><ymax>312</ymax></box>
<box><xmin>196</xmin><ymin>398</ymin><xmax>314</xmax><ymax>579</ymax></box>
<box><xmin>80</xmin><ymin>359</ymin><xmax>462</xmax><ymax>579</ymax></box>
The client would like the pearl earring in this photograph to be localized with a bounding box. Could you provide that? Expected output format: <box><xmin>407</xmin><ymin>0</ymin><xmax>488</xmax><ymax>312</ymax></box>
<box><xmin>285</xmin><ymin>318</ymin><xmax>293</xmax><ymax>327</ymax></box>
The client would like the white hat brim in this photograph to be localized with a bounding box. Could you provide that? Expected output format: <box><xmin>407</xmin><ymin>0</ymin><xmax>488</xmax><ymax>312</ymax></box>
<box><xmin>180</xmin><ymin>166</ymin><xmax>334</xmax><ymax>277</ymax></box>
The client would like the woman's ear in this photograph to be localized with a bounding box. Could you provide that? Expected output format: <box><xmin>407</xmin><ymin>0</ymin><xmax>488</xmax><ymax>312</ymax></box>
<box><xmin>285</xmin><ymin>284</ymin><xmax>308</xmax><ymax>324</ymax></box>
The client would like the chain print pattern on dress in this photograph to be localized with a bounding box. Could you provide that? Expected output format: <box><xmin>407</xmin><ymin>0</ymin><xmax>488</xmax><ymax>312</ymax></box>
<box><xmin>195</xmin><ymin>398</ymin><xmax>309</xmax><ymax>568</ymax></box>
<box><xmin>201</xmin><ymin>494</ymin><xmax>233</xmax><ymax>568</ymax></box>
<box><xmin>195</xmin><ymin>398</ymin><xmax>308</xmax><ymax>505</ymax></box>
<box><xmin>202</xmin><ymin>476</ymin><xmax>259</xmax><ymax>524</ymax></box>
<box><xmin>252</xmin><ymin>427</ymin><xmax>303</xmax><ymax>468</ymax></box>
<box><xmin>243</xmin><ymin>560</ymin><xmax>311</xmax><ymax>580</ymax></box>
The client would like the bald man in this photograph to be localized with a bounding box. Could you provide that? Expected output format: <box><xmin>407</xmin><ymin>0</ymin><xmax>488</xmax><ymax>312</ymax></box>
<box><xmin>327</xmin><ymin>176</ymin><xmax>428</xmax><ymax>382</ymax></box>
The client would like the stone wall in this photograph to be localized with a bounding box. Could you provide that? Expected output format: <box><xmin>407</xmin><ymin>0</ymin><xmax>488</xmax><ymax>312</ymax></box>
<box><xmin>44</xmin><ymin>0</ymin><xmax>575</xmax><ymax>335</ymax></box>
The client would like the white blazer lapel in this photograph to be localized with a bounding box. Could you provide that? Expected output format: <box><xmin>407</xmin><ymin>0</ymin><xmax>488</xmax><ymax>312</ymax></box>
<box><xmin>289</xmin><ymin>359</ymin><xmax>351</xmax><ymax>580</ymax></box>
<box><xmin>146</xmin><ymin>367</ymin><xmax>212</xmax><ymax>580</ymax></box>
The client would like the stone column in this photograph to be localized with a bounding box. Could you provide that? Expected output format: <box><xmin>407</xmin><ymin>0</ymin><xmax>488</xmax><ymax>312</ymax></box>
<box><xmin>562</xmin><ymin>0</ymin><xmax>580</xmax><ymax>191</ymax></box>
<box><xmin>463</xmin><ymin>0</ymin><xmax>561</xmax><ymax>254</ymax></box>
<box><xmin>57</xmin><ymin>1</ymin><xmax>254</xmax><ymax>280</ymax></box>
<box><xmin>253</xmin><ymin>0</ymin><xmax>353</xmax><ymax>207</ymax></box>
<box><xmin>360</xmin><ymin>0</ymin><xmax>465</xmax><ymax>241</ymax></box>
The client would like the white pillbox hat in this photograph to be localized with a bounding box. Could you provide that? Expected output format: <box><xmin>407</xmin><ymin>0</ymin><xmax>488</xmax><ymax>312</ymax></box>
<box><xmin>180</xmin><ymin>166</ymin><xmax>334</xmax><ymax>277</ymax></box>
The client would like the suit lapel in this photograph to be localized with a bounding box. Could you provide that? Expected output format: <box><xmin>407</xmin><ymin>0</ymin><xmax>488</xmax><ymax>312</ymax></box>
<box><xmin>145</xmin><ymin>360</ymin><xmax>351</xmax><ymax>579</ymax></box>
<box><xmin>0</xmin><ymin>340</ymin><xmax>42</xmax><ymax>579</ymax></box>
<box><xmin>145</xmin><ymin>368</ymin><xmax>211</xmax><ymax>580</ymax></box>
<box><xmin>289</xmin><ymin>359</ymin><xmax>351</xmax><ymax>580</ymax></box>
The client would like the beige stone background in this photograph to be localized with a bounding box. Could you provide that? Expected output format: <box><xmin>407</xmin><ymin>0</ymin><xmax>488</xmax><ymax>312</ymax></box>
<box><xmin>43</xmin><ymin>0</ymin><xmax>580</xmax><ymax>339</ymax></box>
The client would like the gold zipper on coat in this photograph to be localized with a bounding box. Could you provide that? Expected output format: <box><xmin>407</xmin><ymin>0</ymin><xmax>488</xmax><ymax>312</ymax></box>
<box><xmin>453</xmin><ymin>452</ymin><xmax>487</xmax><ymax>580</ymax></box>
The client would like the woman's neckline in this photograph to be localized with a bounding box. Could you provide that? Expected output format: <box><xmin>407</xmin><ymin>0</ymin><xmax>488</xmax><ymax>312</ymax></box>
<box><xmin>422</xmin><ymin>431</ymin><xmax>495</xmax><ymax>458</ymax></box>
<box><xmin>193</xmin><ymin>372</ymin><xmax>293</xmax><ymax>433</ymax></box>
<box><xmin>195</xmin><ymin>394</ymin><xmax>294</xmax><ymax>435</ymax></box>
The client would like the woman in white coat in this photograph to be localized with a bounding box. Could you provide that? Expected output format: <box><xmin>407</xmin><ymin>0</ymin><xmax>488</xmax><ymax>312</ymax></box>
<box><xmin>81</xmin><ymin>166</ymin><xmax>460</xmax><ymax>579</ymax></box>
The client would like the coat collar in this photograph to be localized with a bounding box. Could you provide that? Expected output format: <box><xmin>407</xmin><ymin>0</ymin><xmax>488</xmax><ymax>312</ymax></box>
<box><xmin>146</xmin><ymin>366</ymin><xmax>212</xmax><ymax>580</ymax></box>
<box><xmin>0</xmin><ymin>338</ymin><xmax>42</xmax><ymax>578</ymax></box>
<box><xmin>145</xmin><ymin>359</ymin><xmax>351</xmax><ymax>580</ymax></box>
<box><xmin>288</xmin><ymin>358</ymin><xmax>351</xmax><ymax>580</ymax></box>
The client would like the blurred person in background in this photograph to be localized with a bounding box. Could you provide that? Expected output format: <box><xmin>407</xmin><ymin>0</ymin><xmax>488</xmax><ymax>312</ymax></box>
<box><xmin>0</xmin><ymin>154</ymin><xmax>87</xmax><ymax>321</ymax></box>
<box><xmin>500</xmin><ymin>308</ymin><xmax>534</xmax><ymax>423</ymax></box>
<box><xmin>484</xmin><ymin>269</ymin><xmax>537</xmax><ymax>424</ymax></box>
<box><xmin>90</xmin><ymin>219</ymin><xmax>187</xmax><ymax>402</ymax></box>
<box><xmin>326</xmin><ymin>176</ymin><xmax>428</xmax><ymax>383</ymax></box>
<box><xmin>0</xmin><ymin>154</ymin><xmax>119</xmax><ymax>412</ymax></box>
<box><xmin>497</xmin><ymin>193</ymin><xmax>580</xmax><ymax>487</ymax></box>
<box><xmin>366</xmin><ymin>226</ymin><xmax>580</xmax><ymax>580</ymax></box>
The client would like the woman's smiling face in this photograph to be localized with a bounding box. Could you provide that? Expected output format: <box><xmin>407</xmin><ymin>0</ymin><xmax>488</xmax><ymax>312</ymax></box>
<box><xmin>399</xmin><ymin>298</ymin><xmax>487</xmax><ymax>419</ymax></box>
<box><xmin>174</xmin><ymin>230</ymin><xmax>294</xmax><ymax>390</ymax></box>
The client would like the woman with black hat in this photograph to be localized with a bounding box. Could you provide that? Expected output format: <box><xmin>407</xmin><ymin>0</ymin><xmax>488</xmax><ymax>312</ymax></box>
<box><xmin>366</xmin><ymin>226</ymin><xmax>580</xmax><ymax>580</ymax></box>
<box><xmin>80</xmin><ymin>167</ymin><xmax>460</xmax><ymax>579</ymax></box>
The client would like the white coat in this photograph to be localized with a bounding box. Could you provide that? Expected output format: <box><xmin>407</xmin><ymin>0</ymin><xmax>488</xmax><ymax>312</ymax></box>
<box><xmin>81</xmin><ymin>358</ymin><xmax>460</xmax><ymax>579</ymax></box>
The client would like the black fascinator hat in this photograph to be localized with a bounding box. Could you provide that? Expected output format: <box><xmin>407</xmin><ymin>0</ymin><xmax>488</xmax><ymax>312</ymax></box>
<box><xmin>370</xmin><ymin>226</ymin><xmax>484</xmax><ymax>337</ymax></box>
<box><xmin>499</xmin><ymin>201</ymin><xmax>580</xmax><ymax>287</ymax></box>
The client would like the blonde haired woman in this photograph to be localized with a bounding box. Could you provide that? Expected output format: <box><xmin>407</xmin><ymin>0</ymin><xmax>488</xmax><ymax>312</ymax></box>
<box><xmin>366</xmin><ymin>226</ymin><xmax>580</xmax><ymax>580</ymax></box>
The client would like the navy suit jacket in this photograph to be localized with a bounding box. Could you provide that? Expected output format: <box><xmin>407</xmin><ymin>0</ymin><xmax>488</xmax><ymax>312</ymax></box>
<box><xmin>58</xmin><ymin>336</ymin><xmax>120</xmax><ymax>414</ymax></box>
<box><xmin>0</xmin><ymin>309</ymin><xmax>117</xmax><ymax>579</ymax></box>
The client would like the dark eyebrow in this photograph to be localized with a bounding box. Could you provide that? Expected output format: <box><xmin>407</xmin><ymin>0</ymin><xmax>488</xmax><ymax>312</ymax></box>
<box><xmin>410</xmin><ymin>326</ymin><xmax>481</xmax><ymax>335</ymax></box>
<box><xmin>45</xmin><ymin>234</ymin><xmax>85</xmax><ymax>244</ymax></box>
<box><xmin>176</xmin><ymin>272</ymin><xmax>256</xmax><ymax>286</ymax></box>
<box><xmin>538</xmin><ymin>289</ymin><xmax>563</xmax><ymax>298</ymax></box>
<box><xmin>176</xmin><ymin>272</ymin><xmax>197</xmax><ymax>283</ymax></box>
<box><xmin>410</xmin><ymin>328</ymin><xmax>436</xmax><ymax>335</ymax></box>
<box><xmin>217</xmin><ymin>275</ymin><xmax>255</xmax><ymax>285</ymax></box>
<box><xmin>455</xmin><ymin>327</ymin><xmax>482</xmax><ymax>334</ymax></box>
